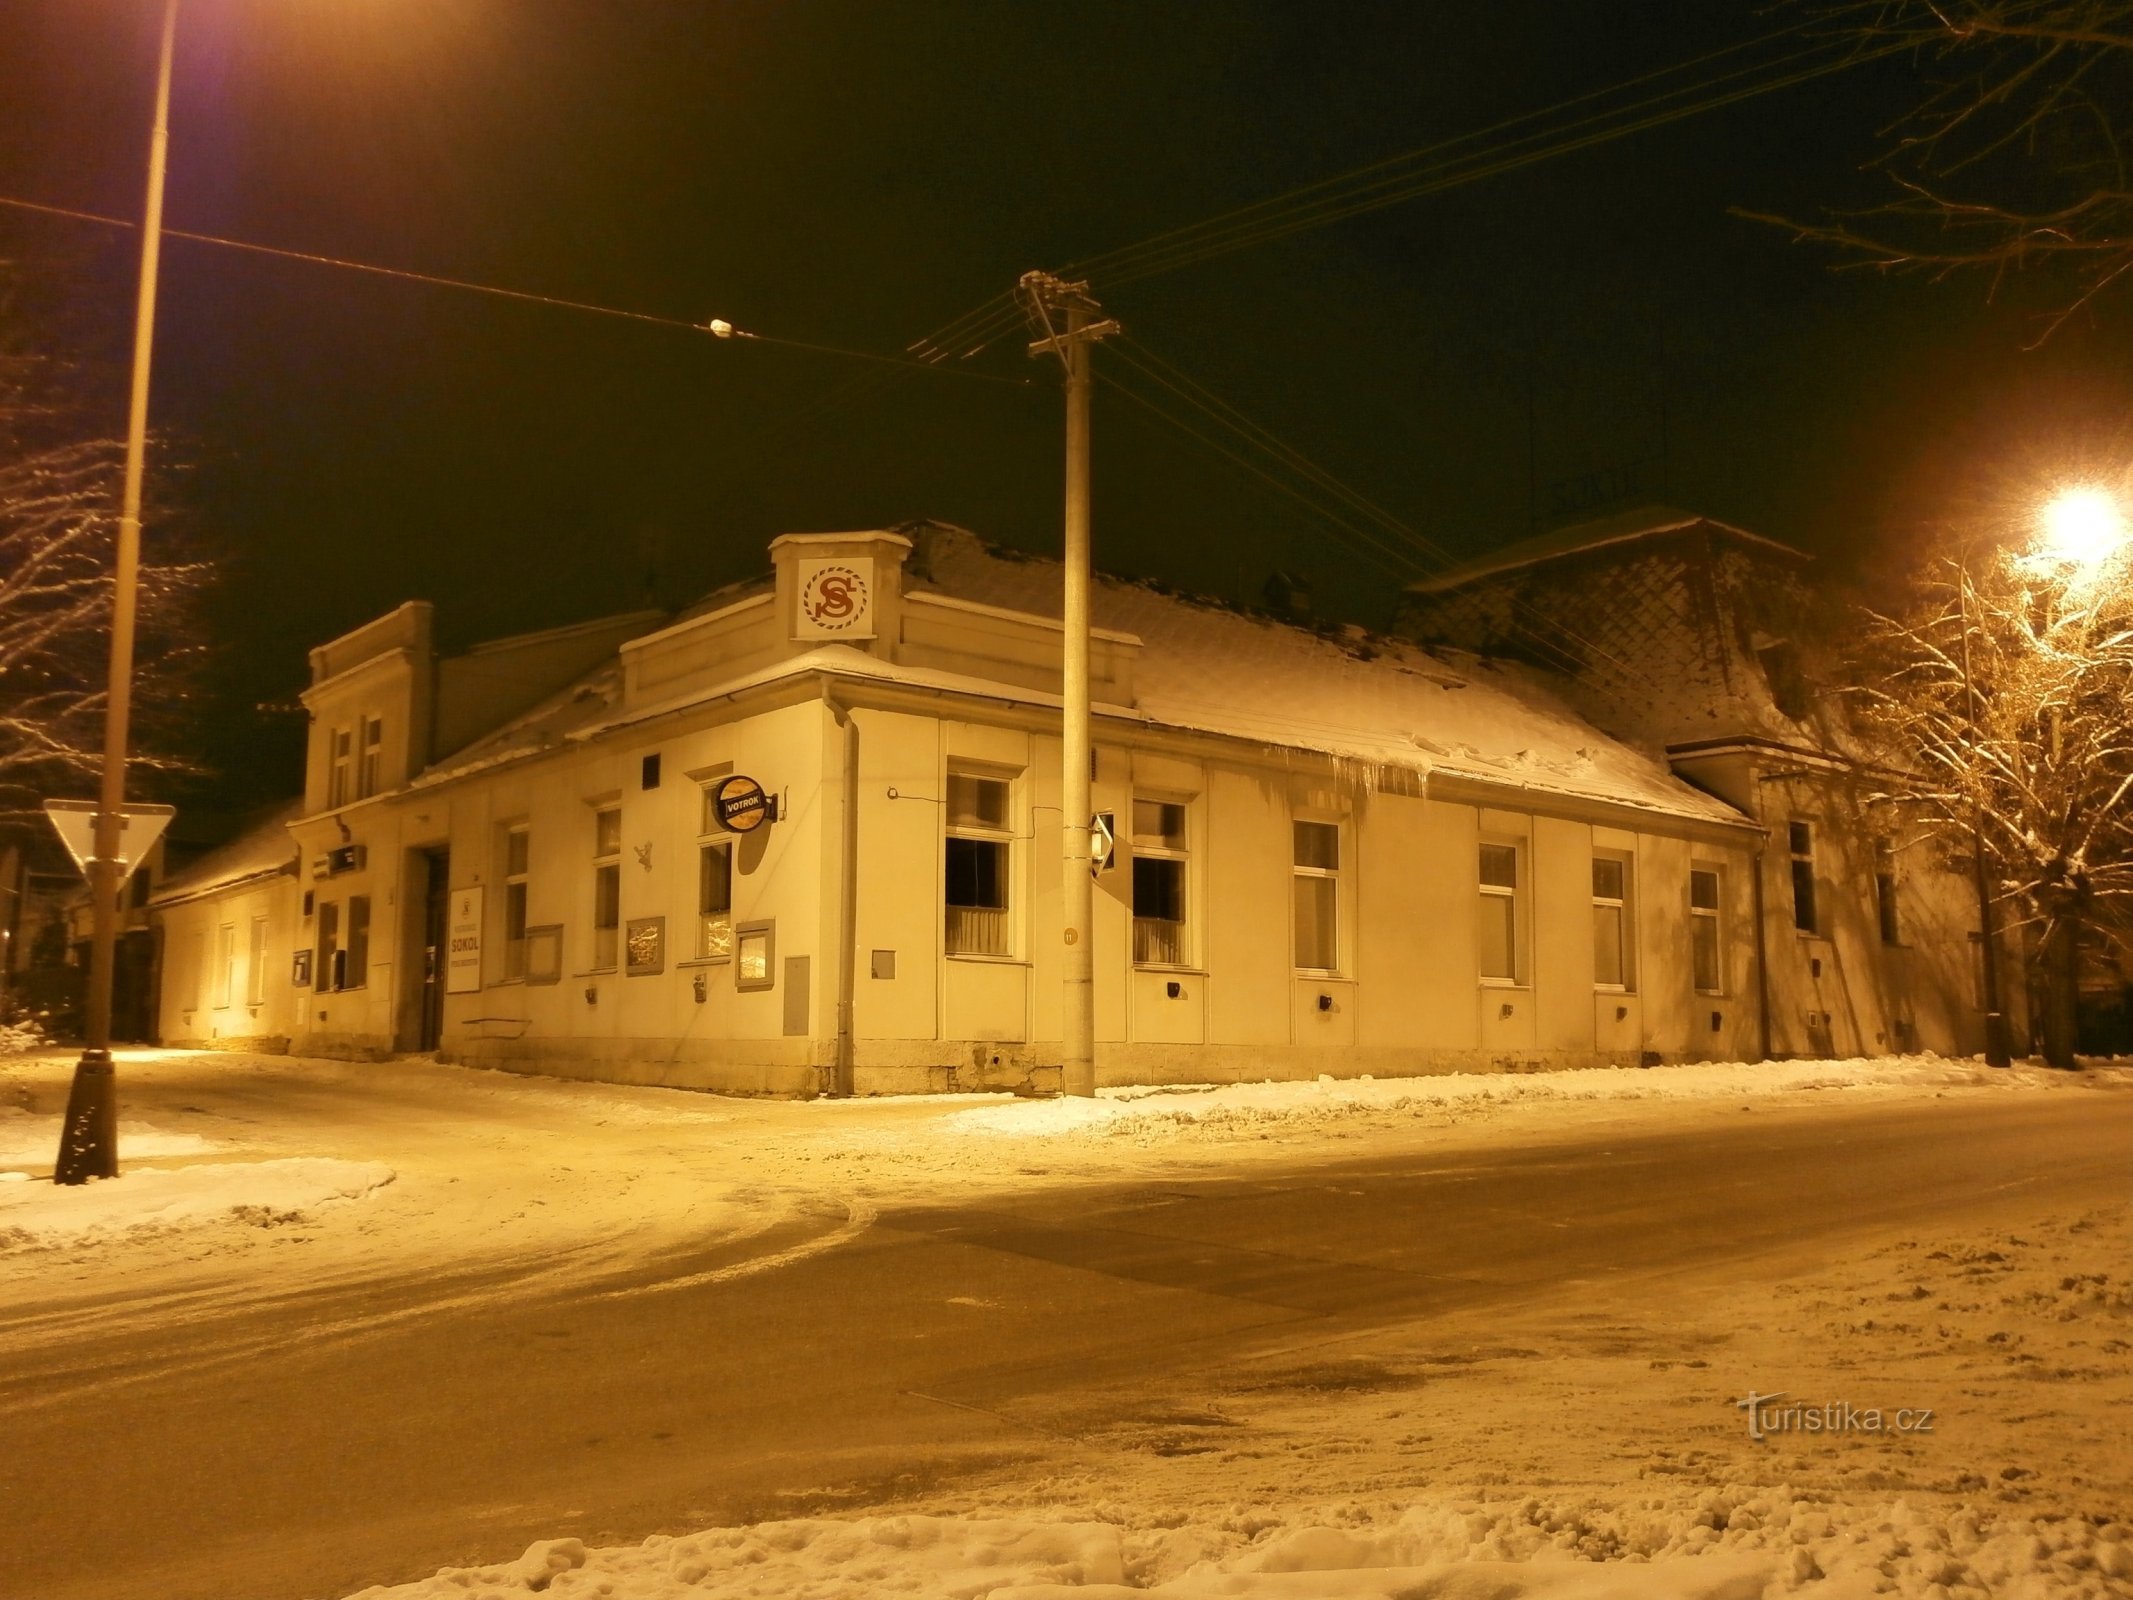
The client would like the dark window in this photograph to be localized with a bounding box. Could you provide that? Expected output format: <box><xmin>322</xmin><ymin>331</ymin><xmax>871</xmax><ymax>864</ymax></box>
<box><xmin>1875</xmin><ymin>847</ymin><xmax>1901</xmax><ymax>945</ymax></box>
<box><xmin>1788</xmin><ymin>822</ymin><xmax>1817</xmax><ymax>934</ymax></box>
<box><xmin>945</xmin><ymin>837</ymin><xmax>1007</xmax><ymax>911</ymax></box>
<box><xmin>316</xmin><ymin>900</ymin><xmax>340</xmax><ymax>992</ymax></box>
<box><xmin>641</xmin><ymin>752</ymin><xmax>662</xmax><ymax>789</ymax></box>
<box><xmin>345</xmin><ymin>896</ymin><xmax>370</xmax><ymax>988</ymax></box>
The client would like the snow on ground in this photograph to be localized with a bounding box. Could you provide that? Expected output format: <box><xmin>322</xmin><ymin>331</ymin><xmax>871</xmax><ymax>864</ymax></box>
<box><xmin>347</xmin><ymin>1490</ymin><xmax>2130</xmax><ymax>1598</ymax></box>
<box><xmin>0</xmin><ymin>1111</ymin><xmax>220</xmax><ymax>1168</ymax></box>
<box><xmin>1</xmin><ymin>1046</ymin><xmax>2125</xmax><ymax>1597</ymax></box>
<box><xmin>0</xmin><ymin>1156</ymin><xmax>394</xmax><ymax>1249</ymax></box>
<box><xmin>938</xmin><ymin>1055</ymin><xmax>2028</xmax><ymax>1141</ymax></box>
<box><xmin>350</xmin><ymin>1193</ymin><xmax>2133</xmax><ymax>1599</ymax></box>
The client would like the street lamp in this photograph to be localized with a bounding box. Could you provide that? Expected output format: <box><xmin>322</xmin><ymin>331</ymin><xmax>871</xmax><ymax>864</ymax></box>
<box><xmin>53</xmin><ymin>0</ymin><xmax>179</xmax><ymax>1185</ymax></box>
<box><xmin>2033</xmin><ymin>486</ymin><xmax>2128</xmax><ymax>576</ymax></box>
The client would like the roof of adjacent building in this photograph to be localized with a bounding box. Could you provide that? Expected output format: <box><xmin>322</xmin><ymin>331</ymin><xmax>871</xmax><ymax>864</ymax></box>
<box><xmin>414</xmin><ymin>525</ymin><xmax>1751</xmax><ymax>832</ymax></box>
<box><xmin>1403</xmin><ymin>505</ymin><xmax>1807</xmax><ymax>596</ymax></box>
<box><xmin>149</xmin><ymin>801</ymin><xmax>301</xmax><ymax>907</ymax></box>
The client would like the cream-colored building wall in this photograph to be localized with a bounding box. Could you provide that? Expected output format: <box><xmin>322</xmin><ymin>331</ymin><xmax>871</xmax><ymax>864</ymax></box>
<box><xmin>157</xmin><ymin>877</ymin><xmax>302</xmax><ymax>1048</ymax></box>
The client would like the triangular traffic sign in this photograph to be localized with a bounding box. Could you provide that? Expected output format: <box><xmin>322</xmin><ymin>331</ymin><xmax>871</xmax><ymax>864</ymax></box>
<box><xmin>42</xmin><ymin>800</ymin><xmax>176</xmax><ymax>883</ymax></box>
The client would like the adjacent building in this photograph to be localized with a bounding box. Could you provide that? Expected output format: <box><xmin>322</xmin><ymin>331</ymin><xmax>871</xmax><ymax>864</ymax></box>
<box><xmin>152</xmin><ymin>515</ymin><xmax>1992</xmax><ymax>1091</ymax></box>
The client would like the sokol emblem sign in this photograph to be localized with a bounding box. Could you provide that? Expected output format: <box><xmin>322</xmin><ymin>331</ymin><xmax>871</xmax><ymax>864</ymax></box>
<box><xmin>794</xmin><ymin>557</ymin><xmax>874</xmax><ymax>640</ymax></box>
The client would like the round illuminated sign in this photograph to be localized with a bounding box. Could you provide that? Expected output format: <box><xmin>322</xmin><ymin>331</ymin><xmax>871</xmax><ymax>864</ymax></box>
<box><xmin>711</xmin><ymin>773</ymin><xmax>775</xmax><ymax>833</ymax></box>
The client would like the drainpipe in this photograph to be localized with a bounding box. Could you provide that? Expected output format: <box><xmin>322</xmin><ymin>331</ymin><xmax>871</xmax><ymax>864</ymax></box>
<box><xmin>1751</xmin><ymin>834</ymin><xmax>1773</xmax><ymax>1062</ymax></box>
<box><xmin>821</xmin><ymin>680</ymin><xmax>860</xmax><ymax>1097</ymax></box>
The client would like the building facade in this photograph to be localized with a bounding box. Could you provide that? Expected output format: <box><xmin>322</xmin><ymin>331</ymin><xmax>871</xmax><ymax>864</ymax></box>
<box><xmin>1394</xmin><ymin>505</ymin><xmax>2003</xmax><ymax>1061</ymax></box>
<box><xmin>153</xmin><ymin>518</ymin><xmax>1985</xmax><ymax>1090</ymax></box>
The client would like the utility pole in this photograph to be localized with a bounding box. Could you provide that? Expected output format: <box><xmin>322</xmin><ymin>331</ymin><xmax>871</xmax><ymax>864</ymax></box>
<box><xmin>55</xmin><ymin>0</ymin><xmax>180</xmax><ymax>1184</ymax></box>
<box><xmin>1019</xmin><ymin>272</ymin><xmax>1117</xmax><ymax>1099</ymax></box>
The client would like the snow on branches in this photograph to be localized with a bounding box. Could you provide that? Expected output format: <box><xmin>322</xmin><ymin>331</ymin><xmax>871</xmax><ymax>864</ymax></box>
<box><xmin>1756</xmin><ymin>2</ymin><xmax>2133</xmax><ymax>340</ymax></box>
<box><xmin>0</xmin><ymin>267</ymin><xmax>203</xmax><ymax>834</ymax></box>
<box><xmin>1851</xmin><ymin>539</ymin><xmax>2133</xmax><ymax>1053</ymax></box>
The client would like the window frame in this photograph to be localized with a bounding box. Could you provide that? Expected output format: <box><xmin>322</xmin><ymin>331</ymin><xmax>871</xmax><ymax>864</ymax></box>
<box><xmin>590</xmin><ymin>805</ymin><xmax>622</xmax><ymax>971</ymax></box>
<box><xmin>1130</xmin><ymin>795</ymin><xmax>1192</xmax><ymax>969</ymax></box>
<box><xmin>213</xmin><ymin>921</ymin><xmax>236</xmax><ymax>1008</ymax></box>
<box><xmin>1874</xmin><ymin>842</ymin><xmax>1902</xmax><ymax>946</ymax></box>
<box><xmin>358</xmin><ymin>715</ymin><xmax>383</xmax><ymax>800</ymax></box>
<box><xmin>1788</xmin><ymin>819</ymin><xmax>1819</xmax><ymax>935</ymax></box>
<box><xmin>1689</xmin><ymin>865</ymin><xmax>1725</xmax><ymax>997</ymax></box>
<box><xmin>502</xmin><ymin>825</ymin><xmax>530</xmax><ymax>982</ymax></box>
<box><xmin>1477</xmin><ymin>838</ymin><xmax>1524</xmax><ymax>987</ymax></box>
<box><xmin>1591</xmin><ymin>852</ymin><xmax>1635</xmax><ymax>993</ymax></box>
<box><xmin>315</xmin><ymin>900</ymin><xmax>340</xmax><ymax>993</ymax></box>
<box><xmin>327</xmin><ymin>726</ymin><xmax>352</xmax><ymax>810</ymax></box>
<box><xmin>1291</xmin><ymin>816</ymin><xmax>1344</xmax><ymax>976</ymax></box>
<box><xmin>944</xmin><ymin>766</ymin><xmax>1017</xmax><ymax>960</ymax></box>
<box><xmin>246</xmin><ymin>914</ymin><xmax>269</xmax><ymax>1007</ymax></box>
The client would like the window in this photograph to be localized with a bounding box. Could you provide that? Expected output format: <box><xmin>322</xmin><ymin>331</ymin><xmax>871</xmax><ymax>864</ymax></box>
<box><xmin>1131</xmin><ymin>799</ymin><xmax>1189</xmax><ymax>965</ymax></box>
<box><xmin>356</xmin><ymin>716</ymin><xmax>383</xmax><ymax>799</ymax></box>
<box><xmin>1874</xmin><ymin>844</ymin><xmax>1902</xmax><ymax>946</ymax></box>
<box><xmin>699</xmin><ymin>841</ymin><xmax>733</xmax><ymax>959</ymax></box>
<box><xmin>246</xmin><ymin>916</ymin><xmax>269</xmax><ymax>1006</ymax></box>
<box><xmin>214</xmin><ymin>922</ymin><xmax>236</xmax><ymax>1007</ymax></box>
<box><xmin>345</xmin><ymin>895</ymin><xmax>370</xmax><ymax>988</ymax></box>
<box><xmin>591</xmin><ymin>807</ymin><xmax>621</xmax><ymax>969</ymax></box>
<box><xmin>945</xmin><ymin>772</ymin><xmax>1012</xmax><ymax>957</ymax></box>
<box><xmin>1592</xmin><ymin>855</ymin><xmax>1633</xmax><ymax>989</ymax></box>
<box><xmin>1293</xmin><ymin>819</ymin><xmax>1341</xmax><ymax>972</ymax></box>
<box><xmin>1478</xmin><ymin>841</ymin><xmax>1520</xmax><ymax>983</ymax></box>
<box><xmin>1689</xmin><ymin>867</ymin><xmax>1723</xmax><ymax>996</ymax></box>
<box><xmin>328</xmin><ymin>727</ymin><xmax>353</xmax><ymax>809</ymax></box>
<box><xmin>1788</xmin><ymin>821</ymin><xmax>1817</xmax><ymax>933</ymax></box>
<box><xmin>736</xmin><ymin>920</ymin><xmax>775</xmax><ymax>990</ymax></box>
<box><xmin>503</xmin><ymin>826</ymin><xmax>530</xmax><ymax>980</ymax></box>
<box><xmin>316</xmin><ymin>900</ymin><xmax>340</xmax><ymax>992</ymax></box>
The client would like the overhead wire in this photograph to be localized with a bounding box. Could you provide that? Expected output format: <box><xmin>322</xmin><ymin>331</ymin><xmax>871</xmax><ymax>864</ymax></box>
<box><xmin>0</xmin><ymin>191</ymin><xmax>1029</xmax><ymax>384</ymax></box>
<box><xmin>908</xmin><ymin>16</ymin><xmax>1944</xmax><ymax>364</ymax></box>
<box><xmin>1104</xmin><ymin>335</ymin><xmax>1637</xmax><ymax>680</ymax></box>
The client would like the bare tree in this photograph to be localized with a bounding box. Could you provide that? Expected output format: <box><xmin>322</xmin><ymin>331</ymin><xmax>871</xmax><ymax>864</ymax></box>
<box><xmin>1852</xmin><ymin>544</ymin><xmax>2133</xmax><ymax>1064</ymax></box>
<box><xmin>0</xmin><ymin>263</ymin><xmax>203</xmax><ymax>839</ymax></box>
<box><xmin>1751</xmin><ymin>3</ymin><xmax>2133</xmax><ymax>340</ymax></box>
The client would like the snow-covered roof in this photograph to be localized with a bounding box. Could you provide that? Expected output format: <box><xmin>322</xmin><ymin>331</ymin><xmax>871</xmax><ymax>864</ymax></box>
<box><xmin>149</xmin><ymin>803</ymin><xmax>301</xmax><ymax>906</ymax></box>
<box><xmin>914</xmin><ymin>529</ymin><xmax>1745</xmax><ymax>828</ymax></box>
<box><xmin>414</xmin><ymin>527</ymin><xmax>1750</xmax><ymax>832</ymax></box>
<box><xmin>1404</xmin><ymin>505</ymin><xmax>1806</xmax><ymax>596</ymax></box>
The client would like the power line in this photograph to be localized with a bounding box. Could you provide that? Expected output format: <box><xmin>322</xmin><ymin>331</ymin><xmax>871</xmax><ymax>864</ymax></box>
<box><xmin>1103</xmin><ymin>335</ymin><xmax>1637</xmax><ymax>680</ymax></box>
<box><xmin>909</xmin><ymin>20</ymin><xmax>1925</xmax><ymax>363</ymax></box>
<box><xmin>0</xmin><ymin>191</ymin><xmax>1028</xmax><ymax>384</ymax></box>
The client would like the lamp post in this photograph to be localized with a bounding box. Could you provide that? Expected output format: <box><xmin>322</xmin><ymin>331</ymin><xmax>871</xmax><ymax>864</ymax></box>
<box><xmin>1953</xmin><ymin>556</ymin><xmax>2015</xmax><ymax>1069</ymax></box>
<box><xmin>53</xmin><ymin>0</ymin><xmax>180</xmax><ymax>1185</ymax></box>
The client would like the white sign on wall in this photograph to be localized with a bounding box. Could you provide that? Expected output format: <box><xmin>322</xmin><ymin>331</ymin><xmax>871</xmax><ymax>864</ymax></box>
<box><xmin>793</xmin><ymin>557</ymin><xmax>875</xmax><ymax>641</ymax></box>
<box><xmin>446</xmin><ymin>886</ymin><xmax>484</xmax><ymax>994</ymax></box>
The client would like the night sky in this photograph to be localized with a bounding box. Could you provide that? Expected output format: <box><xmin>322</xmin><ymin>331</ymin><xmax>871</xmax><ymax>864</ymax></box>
<box><xmin>4</xmin><ymin>1</ymin><xmax>2132</xmax><ymax>818</ymax></box>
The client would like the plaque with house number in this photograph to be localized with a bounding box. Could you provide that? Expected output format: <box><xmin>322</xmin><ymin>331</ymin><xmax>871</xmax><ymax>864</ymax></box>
<box><xmin>625</xmin><ymin>916</ymin><xmax>665</xmax><ymax>976</ymax></box>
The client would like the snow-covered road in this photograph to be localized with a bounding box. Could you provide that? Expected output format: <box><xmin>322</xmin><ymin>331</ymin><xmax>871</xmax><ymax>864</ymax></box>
<box><xmin>0</xmin><ymin>1050</ymin><xmax>2126</xmax><ymax>1599</ymax></box>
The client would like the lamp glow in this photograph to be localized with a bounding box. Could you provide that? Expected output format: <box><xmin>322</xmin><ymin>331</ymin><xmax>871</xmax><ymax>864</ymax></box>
<box><xmin>2034</xmin><ymin>487</ymin><xmax>2128</xmax><ymax>574</ymax></box>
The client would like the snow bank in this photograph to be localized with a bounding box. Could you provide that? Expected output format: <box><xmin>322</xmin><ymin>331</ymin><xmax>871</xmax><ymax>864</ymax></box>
<box><xmin>0</xmin><ymin>1157</ymin><xmax>394</xmax><ymax>1249</ymax></box>
<box><xmin>938</xmin><ymin>1056</ymin><xmax>2014</xmax><ymax>1140</ymax></box>
<box><xmin>0</xmin><ymin>1114</ymin><xmax>219</xmax><ymax>1169</ymax></box>
<box><xmin>344</xmin><ymin>1491</ymin><xmax>2133</xmax><ymax>1598</ymax></box>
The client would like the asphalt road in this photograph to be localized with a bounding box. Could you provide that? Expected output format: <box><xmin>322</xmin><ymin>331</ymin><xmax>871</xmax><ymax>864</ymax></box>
<box><xmin>3</xmin><ymin>1091</ymin><xmax>2126</xmax><ymax>1600</ymax></box>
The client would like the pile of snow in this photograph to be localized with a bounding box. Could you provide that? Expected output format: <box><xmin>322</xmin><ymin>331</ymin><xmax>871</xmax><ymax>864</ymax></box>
<box><xmin>0</xmin><ymin>1020</ymin><xmax>46</xmax><ymax>1054</ymax></box>
<box><xmin>0</xmin><ymin>1158</ymin><xmax>394</xmax><ymax>1249</ymax></box>
<box><xmin>0</xmin><ymin>1114</ymin><xmax>220</xmax><ymax>1169</ymax></box>
<box><xmin>345</xmin><ymin>1491</ymin><xmax>2133</xmax><ymax>1598</ymax></box>
<box><xmin>939</xmin><ymin>1056</ymin><xmax>2016</xmax><ymax>1140</ymax></box>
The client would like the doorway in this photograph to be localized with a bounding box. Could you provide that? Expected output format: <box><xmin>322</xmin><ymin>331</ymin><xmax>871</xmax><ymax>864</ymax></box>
<box><xmin>417</xmin><ymin>848</ymin><xmax>449</xmax><ymax>1051</ymax></box>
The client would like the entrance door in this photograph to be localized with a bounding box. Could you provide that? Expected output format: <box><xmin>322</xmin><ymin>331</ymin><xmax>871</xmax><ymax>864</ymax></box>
<box><xmin>418</xmin><ymin>849</ymin><xmax>449</xmax><ymax>1051</ymax></box>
